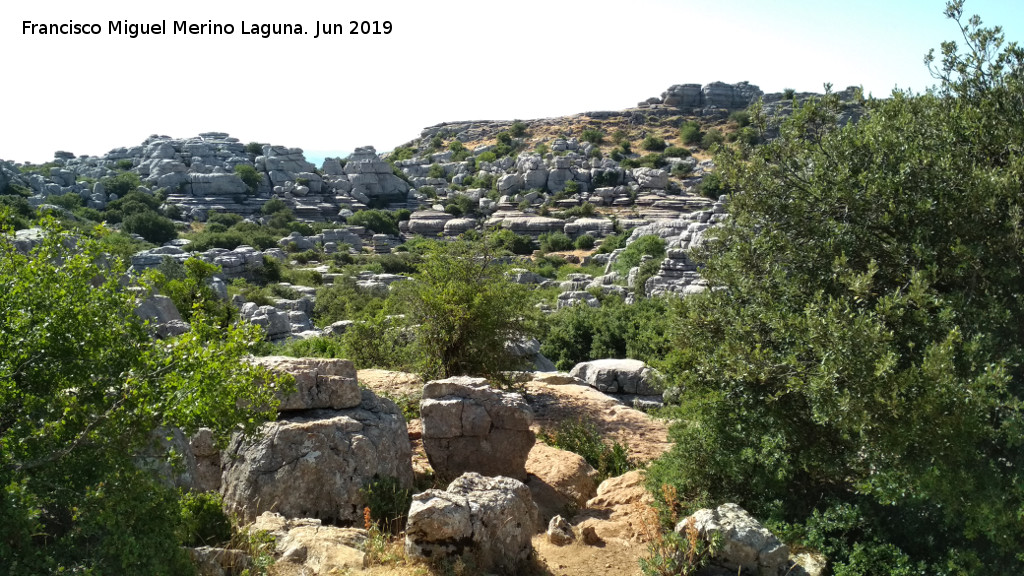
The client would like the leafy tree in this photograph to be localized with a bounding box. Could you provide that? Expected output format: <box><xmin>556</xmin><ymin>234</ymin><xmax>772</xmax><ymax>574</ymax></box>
<box><xmin>0</xmin><ymin>216</ymin><xmax>288</xmax><ymax>574</ymax></box>
<box><xmin>155</xmin><ymin>256</ymin><xmax>234</xmax><ymax>326</ymax></box>
<box><xmin>391</xmin><ymin>239</ymin><xmax>540</xmax><ymax>381</ymax></box>
<box><xmin>648</xmin><ymin>5</ymin><xmax>1024</xmax><ymax>572</ymax></box>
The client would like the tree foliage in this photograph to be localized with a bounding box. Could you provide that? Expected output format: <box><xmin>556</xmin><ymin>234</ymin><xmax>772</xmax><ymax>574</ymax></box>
<box><xmin>0</xmin><ymin>217</ymin><xmax>289</xmax><ymax>574</ymax></box>
<box><xmin>391</xmin><ymin>239</ymin><xmax>540</xmax><ymax>381</ymax></box>
<box><xmin>649</xmin><ymin>6</ymin><xmax>1024</xmax><ymax>573</ymax></box>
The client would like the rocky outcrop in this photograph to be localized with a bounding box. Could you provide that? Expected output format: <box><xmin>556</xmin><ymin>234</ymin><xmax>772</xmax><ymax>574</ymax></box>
<box><xmin>135</xmin><ymin>294</ymin><xmax>189</xmax><ymax>338</ymax></box>
<box><xmin>250</xmin><ymin>356</ymin><xmax>361</xmax><ymax>412</ymax></box>
<box><xmin>682</xmin><ymin>503</ymin><xmax>790</xmax><ymax>576</ymax></box>
<box><xmin>658</xmin><ymin>81</ymin><xmax>764</xmax><ymax>111</ymax></box>
<box><xmin>221</xmin><ymin>389</ymin><xmax>413</xmax><ymax>525</ymax></box>
<box><xmin>420</xmin><ymin>376</ymin><xmax>535</xmax><ymax>482</ymax></box>
<box><xmin>248</xmin><ymin>512</ymin><xmax>367</xmax><ymax>574</ymax></box>
<box><xmin>569</xmin><ymin>359</ymin><xmax>661</xmax><ymax>395</ymax></box>
<box><xmin>405</xmin><ymin>473</ymin><xmax>539</xmax><ymax>572</ymax></box>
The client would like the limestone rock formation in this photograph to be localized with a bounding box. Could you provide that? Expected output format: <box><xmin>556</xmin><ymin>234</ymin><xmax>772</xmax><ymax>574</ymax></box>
<box><xmin>569</xmin><ymin>359</ymin><xmax>661</xmax><ymax>395</ymax></box>
<box><xmin>250</xmin><ymin>356</ymin><xmax>361</xmax><ymax>412</ymax></box>
<box><xmin>221</xmin><ymin>390</ymin><xmax>413</xmax><ymax>525</ymax></box>
<box><xmin>405</xmin><ymin>473</ymin><xmax>539</xmax><ymax>572</ymax></box>
<box><xmin>248</xmin><ymin>512</ymin><xmax>368</xmax><ymax>574</ymax></box>
<box><xmin>682</xmin><ymin>503</ymin><xmax>790</xmax><ymax>576</ymax></box>
<box><xmin>420</xmin><ymin>376</ymin><xmax>535</xmax><ymax>482</ymax></box>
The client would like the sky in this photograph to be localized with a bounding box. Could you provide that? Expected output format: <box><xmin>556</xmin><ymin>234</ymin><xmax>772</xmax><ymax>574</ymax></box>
<box><xmin>2</xmin><ymin>0</ymin><xmax>1022</xmax><ymax>165</ymax></box>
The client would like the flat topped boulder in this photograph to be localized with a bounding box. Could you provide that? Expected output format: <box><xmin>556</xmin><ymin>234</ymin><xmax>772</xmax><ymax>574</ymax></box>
<box><xmin>420</xmin><ymin>376</ymin><xmax>535</xmax><ymax>482</ymax></box>
<box><xmin>251</xmin><ymin>356</ymin><xmax>361</xmax><ymax>411</ymax></box>
<box><xmin>569</xmin><ymin>358</ymin><xmax>661</xmax><ymax>395</ymax></box>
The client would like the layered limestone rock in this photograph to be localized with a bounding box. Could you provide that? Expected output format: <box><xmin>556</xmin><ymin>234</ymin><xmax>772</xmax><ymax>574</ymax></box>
<box><xmin>420</xmin><ymin>376</ymin><xmax>535</xmax><ymax>482</ymax></box>
<box><xmin>569</xmin><ymin>359</ymin><xmax>661</xmax><ymax>395</ymax></box>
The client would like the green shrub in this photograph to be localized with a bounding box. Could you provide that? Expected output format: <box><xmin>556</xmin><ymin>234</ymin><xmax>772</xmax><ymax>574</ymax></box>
<box><xmin>207</xmin><ymin>211</ymin><xmax>243</xmax><ymax>227</ymax></box>
<box><xmin>389</xmin><ymin>146</ymin><xmax>416</xmax><ymax>162</ymax></box>
<box><xmin>596</xmin><ymin>232</ymin><xmax>627</xmax><ymax>254</ymax></box>
<box><xmin>642</xmin><ymin>135</ymin><xmax>667</xmax><ymax>151</ymax></box>
<box><xmin>559</xmin><ymin>202</ymin><xmax>597</xmax><ymax>219</ymax></box>
<box><xmin>534</xmin><ymin>143</ymin><xmax>550</xmax><ymax>155</ymax></box>
<box><xmin>274</xmin><ymin>335</ymin><xmax>349</xmax><ymax>358</ymax></box>
<box><xmin>234</xmin><ymin>164</ymin><xmax>262</xmax><ymax>193</ymax></box>
<box><xmin>477</xmin><ymin>151</ymin><xmax>497</xmax><ymax>163</ymax></box>
<box><xmin>73</xmin><ymin>206</ymin><xmax>104</xmax><ymax>222</ymax></box>
<box><xmin>177</xmin><ymin>491</ymin><xmax>232</xmax><ymax>547</ymax></box>
<box><xmin>427</xmin><ymin>163</ymin><xmax>445</xmax><ymax>179</ymax></box>
<box><xmin>728</xmin><ymin>110</ymin><xmax>751</xmax><ymax>127</ymax></box>
<box><xmin>574</xmin><ymin>235</ymin><xmax>596</xmax><ymax>250</ymax></box>
<box><xmin>101</xmin><ymin>172</ymin><xmax>141</xmax><ymax>197</ymax></box>
<box><xmin>204</xmin><ymin>222</ymin><xmax>228</xmax><ymax>234</ymax></box>
<box><xmin>696</xmin><ymin>172</ymin><xmax>728</xmax><ymax>199</ymax></box>
<box><xmin>700</xmin><ymin>129</ymin><xmax>724</xmax><ymax>149</ymax></box>
<box><xmin>489</xmin><ymin>229</ymin><xmax>534</xmax><ymax>255</ymax></box>
<box><xmin>783</xmin><ymin>87</ymin><xmax>796</xmax><ymax>99</ymax></box>
<box><xmin>613</xmin><ymin>235</ymin><xmax>665</xmax><ymax>275</ymax></box>
<box><xmin>245</xmin><ymin>142</ymin><xmax>265</xmax><ymax>155</ymax></box>
<box><xmin>539</xmin><ymin>419</ymin><xmax>633</xmax><ymax>482</ymax></box>
<box><xmin>49</xmin><ymin>192</ymin><xmax>83</xmax><ymax>210</ymax></box>
<box><xmin>123</xmin><ymin>211</ymin><xmax>177</xmax><ymax>244</ymax></box>
<box><xmin>261</xmin><ymin>197</ymin><xmax>288</xmax><ymax>215</ymax></box>
<box><xmin>314</xmin><ymin>276</ymin><xmax>386</xmax><ymax>325</ymax></box>
<box><xmin>581</xmin><ymin>129</ymin><xmax>605</xmax><ymax>144</ymax></box>
<box><xmin>679</xmin><ymin>121</ymin><xmax>702</xmax><ymax>145</ymax></box>
<box><xmin>662</xmin><ymin>146</ymin><xmax>691</xmax><ymax>158</ymax></box>
<box><xmin>115</xmin><ymin>159</ymin><xmax>134</xmax><ymax>171</ymax></box>
<box><xmin>509</xmin><ymin>120</ymin><xmax>528</xmax><ymax>138</ymax></box>
<box><xmin>347</xmin><ymin>209</ymin><xmax>400</xmax><ymax>236</ymax></box>
<box><xmin>539</xmin><ymin>231</ymin><xmax>574</xmax><ymax>252</ymax></box>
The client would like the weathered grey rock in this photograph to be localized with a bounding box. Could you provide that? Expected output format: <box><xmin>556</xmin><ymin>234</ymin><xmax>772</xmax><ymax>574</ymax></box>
<box><xmin>633</xmin><ymin>167</ymin><xmax>669</xmax><ymax>190</ymax></box>
<box><xmin>240</xmin><ymin>304</ymin><xmax>292</xmax><ymax>340</ymax></box>
<box><xmin>569</xmin><ymin>359</ymin><xmax>661</xmax><ymax>395</ymax></box>
<box><xmin>421</xmin><ymin>376</ymin><xmax>535</xmax><ymax>482</ymax></box>
<box><xmin>405</xmin><ymin>473</ymin><xmax>539</xmax><ymax>572</ymax></box>
<box><xmin>250</xmin><ymin>512</ymin><xmax>368</xmax><ymax>573</ymax></box>
<box><xmin>189</xmin><ymin>546</ymin><xmax>252</xmax><ymax>576</ymax></box>
<box><xmin>547</xmin><ymin>515</ymin><xmax>575</xmax><ymax>546</ymax></box>
<box><xmin>221</xmin><ymin>390</ymin><xmax>413</xmax><ymax>525</ymax></box>
<box><xmin>251</xmin><ymin>356</ymin><xmax>361</xmax><ymax>412</ymax></box>
<box><xmin>407</xmin><ymin>210</ymin><xmax>454</xmax><ymax>235</ymax></box>
<box><xmin>681</xmin><ymin>503</ymin><xmax>789</xmax><ymax>576</ymax></box>
<box><xmin>135</xmin><ymin>294</ymin><xmax>188</xmax><ymax>338</ymax></box>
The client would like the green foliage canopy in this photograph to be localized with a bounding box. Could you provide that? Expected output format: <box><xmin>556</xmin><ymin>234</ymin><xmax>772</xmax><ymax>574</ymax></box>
<box><xmin>649</xmin><ymin>5</ymin><xmax>1024</xmax><ymax>571</ymax></box>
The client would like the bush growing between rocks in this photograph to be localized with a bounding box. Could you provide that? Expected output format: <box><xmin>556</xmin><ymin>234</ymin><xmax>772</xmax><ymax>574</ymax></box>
<box><xmin>581</xmin><ymin>129</ymin><xmax>605</xmax><ymax>144</ymax></box>
<box><xmin>539</xmin><ymin>418</ymin><xmax>633</xmax><ymax>482</ymax></box>
<box><xmin>613</xmin><ymin>235</ymin><xmax>666</xmax><ymax>276</ymax></box>
<box><xmin>234</xmin><ymin>164</ymin><xmax>262</xmax><ymax>193</ymax></box>
<box><xmin>574</xmin><ymin>234</ymin><xmax>595</xmax><ymax>250</ymax></box>
<box><xmin>679</xmin><ymin>121</ymin><xmax>702</xmax><ymax>145</ymax></box>
<box><xmin>641</xmin><ymin>135</ymin><xmax>667</xmax><ymax>151</ymax></box>
<box><xmin>347</xmin><ymin>209</ymin><xmax>401</xmax><ymax>236</ymax></box>
<box><xmin>123</xmin><ymin>210</ymin><xmax>177</xmax><ymax>244</ymax></box>
<box><xmin>539</xmin><ymin>231</ymin><xmax>574</xmax><ymax>252</ymax></box>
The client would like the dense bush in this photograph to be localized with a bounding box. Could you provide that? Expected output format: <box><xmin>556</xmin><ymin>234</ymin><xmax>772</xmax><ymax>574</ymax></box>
<box><xmin>641</xmin><ymin>135</ymin><xmax>667</xmax><ymax>151</ymax></box>
<box><xmin>0</xmin><ymin>218</ymin><xmax>287</xmax><ymax>573</ymax></box>
<box><xmin>574</xmin><ymin>234</ymin><xmax>595</xmax><ymax>250</ymax></box>
<box><xmin>648</xmin><ymin>7</ymin><xmax>1024</xmax><ymax>572</ymax></box>
<box><xmin>580</xmin><ymin>129</ymin><xmax>605</xmax><ymax>144</ymax></box>
<box><xmin>206</xmin><ymin>211</ymin><xmax>243</xmax><ymax>228</ymax></box>
<box><xmin>314</xmin><ymin>276</ymin><xmax>386</xmax><ymax>326</ymax></box>
<box><xmin>509</xmin><ymin>120</ymin><xmax>528</xmax><ymax>138</ymax></box>
<box><xmin>700</xmin><ymin>129</ymin><xmax>724</xmax><ymax>149</ymax></box>
<box><xmin>101</xmin><ymin>171</ymin><xmax>141</xmax><ymax>197</ymax></box>
<box><xmin>261</xmin><ymin>197</ymin><xmax>288</xmax><ymax>215</ymax></box>
<box><xmin>662</xmin><ymin>146</ymin><xmax>691</xmax><ymax>158</ymax></box>
<box><xmin>679</xmin><ymin>121</ymin><xmax>702</xmax><ymax>145</ymax></box>
<box><xmin>234</xmin><ymin>164</ymin><xmax>262</xmax><ymax>193</ymax></box>
<box><xmin>346</xmin><ymin>209</ymin><xmax>400</xmax><ymax>236</ymax></box>
<box><xmin>489</xmin><ymin>228</ymin><xmax>534</xmax><ymax>255</ymax></box>
<box><xmin>122</xmin><ymin>210</ymin><xmax>177</xmax><ymax>244</ymax></box>
<box><xmin>612</xmin><ymin>235</ymin><xmax>666</xmax><ymax>275</ymax></box>
<box><xmin>538</xmin><ymin>231</ymin><xmax>574</xmax><ymax>252</ymax></box>
<box><xmin>539</xmin><ymin>295</ymin><xmax>672</xmax><ymax>371</ymax></box>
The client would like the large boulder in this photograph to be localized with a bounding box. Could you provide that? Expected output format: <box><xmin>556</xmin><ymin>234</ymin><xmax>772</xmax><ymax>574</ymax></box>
<box><xmin>569</xmin><ymin>359</ymin><xmax>661</xmax><ymax>395</ymax></box>
<box><xmin>405</xmin><ymin>473</ymin><xmax>539</xmax><ymax>572</ymax></box>
<box><xmin>250</xmin><ymin>356</ymin><xmax>361</xmax><ymax>412</ymax></box>
<box><xmin>526</xmin><ymin>443</ymin><xmax>597</xmax><ymax>520</ymax></box>
<box><xmin>420</xmin><ymin>376</ymin><xmax>535</xmax><ymax>482</ymax></box>
<box><xmin>682</xmin><ymin>503</ymin><xmax>790</xmax><ymax>576</ymax></box>
<box><xmin>221</xmin><ymin>390</ymin><xmax>413</xmax><ymax>524</ymax></box>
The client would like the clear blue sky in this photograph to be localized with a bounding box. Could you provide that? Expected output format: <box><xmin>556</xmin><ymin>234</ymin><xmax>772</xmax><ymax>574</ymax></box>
<box><xmin>2</xmin><ymin>0</ymin><xmax>1021</xmax><ymax>164</ymax></box>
